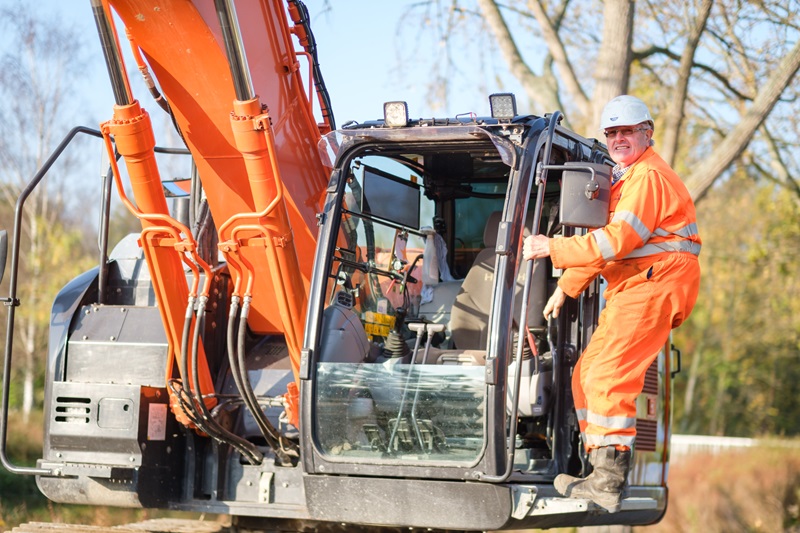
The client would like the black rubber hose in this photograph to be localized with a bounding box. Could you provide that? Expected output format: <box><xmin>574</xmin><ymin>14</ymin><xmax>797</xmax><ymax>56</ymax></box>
<box><xmin>236</xmin><ymin>297</ymin><xmax>295</xmax><ymax>464</ymax></box>
<box><xmin>191</xmin><ymin>296</ymin><xmax>263</xmax><ymax>464</ymax></box>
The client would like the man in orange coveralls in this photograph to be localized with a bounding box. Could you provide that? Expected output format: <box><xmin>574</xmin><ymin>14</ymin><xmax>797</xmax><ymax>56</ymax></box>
<box><xmin>523</xmin><ymin>95</ymin><xmax>701</xmax><ymax>513</ymax></box>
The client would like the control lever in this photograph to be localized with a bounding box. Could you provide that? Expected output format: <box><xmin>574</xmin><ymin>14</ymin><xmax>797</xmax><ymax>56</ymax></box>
<box><xmin>387</xmin><ymin>322</ymin><xmax>426</xmax><ymax>451</ymax></box>
<box><xmin>409</xmin><ymin>323</ymin><xmax>446</xmax><ymax>451</ymax></box>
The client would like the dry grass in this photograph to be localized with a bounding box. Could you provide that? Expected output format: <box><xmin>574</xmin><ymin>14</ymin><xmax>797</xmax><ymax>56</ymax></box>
<box><xmin>643</xmin><ymin>446</ymin><xmax>800</xmax><ymax>533</ymax></box>
<box><xmin>3</xmin><ymin>415</ymin><xmax>800</xmax><ymax>532</ymax></box>
<box><xmin>0</xmin><ymin>411</ymin><xmax>188</xmax><ymax>530</ymax></box>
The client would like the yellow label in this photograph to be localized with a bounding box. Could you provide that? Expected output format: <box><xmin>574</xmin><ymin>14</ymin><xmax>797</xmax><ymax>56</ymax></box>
<box><xmin>365</xmin><ymin>322</ymin><xmax>392</xmax><ymax>337</ymax></box>
<box><xmin>363</xmin><ymin>312</ymin><xmax>396</xmax><ymax>338</ymax></box>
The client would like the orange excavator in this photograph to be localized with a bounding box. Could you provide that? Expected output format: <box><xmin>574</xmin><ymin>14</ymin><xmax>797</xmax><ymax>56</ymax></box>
<box><xmin>0</xmin><ymin>1</ymin><xmax>681</xmax><ymax>531</ymax></box>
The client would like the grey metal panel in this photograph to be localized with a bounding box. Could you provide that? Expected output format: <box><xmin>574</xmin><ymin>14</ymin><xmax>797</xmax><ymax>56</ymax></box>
<box><xmin>66</xmin><ymin>305</ymin><xmax>168</xmax><ymax>386</ymax></box>
<box><xmin>44</xmin><ymin>268</ymin><xmax>99</xmax><ymax>461</ymax></box>
<box><xmin>304</xmin><ymin>475</ymin><xmax>512</xmax><ymax>531</ymax></box>
<box><xmin>39</xmin><ymin>382</ymin><xmax>184</xmax><ymax>508</ymax></box>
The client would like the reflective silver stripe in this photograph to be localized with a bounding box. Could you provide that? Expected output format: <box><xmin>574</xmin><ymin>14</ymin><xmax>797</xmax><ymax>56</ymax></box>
<box><xmin>591</xmin><ymin>229</ymin><xmax>616</xmax><ymax>261</ymax></box>
<box><xmin>584</xmin><ymin>433</ymin><xmax>636</xmax><ymax>448</ymax></box>
<box><xmin>612</xmin><ymin>210</ymin><xmax>651</xmax><ymax>244</ymax></box>
<box><xmin>586</xmin><ymin>411</ymin><xmax>636</xmax><ymax>430</ymax></box>
<box><xmin>625</xmin><ymin>240</ymin><xmax>701</xmax><ymax>258</ymax></box>
<box><xmin>653</xmin><ymin>222</ymin><xmax>698</xmax><ymax>239</ymax></box>
<box><xmin>575</xmin><ymin>408</ymin><xmax>587</xmax><ymax>422</ymax></box>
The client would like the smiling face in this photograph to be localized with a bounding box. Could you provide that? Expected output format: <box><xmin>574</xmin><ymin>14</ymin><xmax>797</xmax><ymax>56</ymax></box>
<box><xmin>604</xmin><ymin>122</ymin><xmax>653</xmax><ymax>167</ymax></box>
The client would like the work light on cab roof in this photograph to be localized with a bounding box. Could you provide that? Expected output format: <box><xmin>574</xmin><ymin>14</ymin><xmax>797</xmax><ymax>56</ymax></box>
<box><xmin>490</xmin><ymin>93</ymin><xmax>517</xmax><ymax>120</ymax></box>
<box><xmin>383</xmin><ymin>101</ymin><xmax>409</xmax><ymax>127</ymax></box>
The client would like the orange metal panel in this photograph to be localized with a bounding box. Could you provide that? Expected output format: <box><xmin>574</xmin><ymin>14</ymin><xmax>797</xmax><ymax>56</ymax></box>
<box><xmin>109</xmin><ymin>0</ymin><xmax>328</xmax><ymax>334</ymax></box>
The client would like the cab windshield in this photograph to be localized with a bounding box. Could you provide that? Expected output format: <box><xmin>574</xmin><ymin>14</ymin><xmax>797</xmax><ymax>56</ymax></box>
<box><xmin>312</xmin><ymin>145</ymin><xmax>509</xmax><ymax>466</ymax></box>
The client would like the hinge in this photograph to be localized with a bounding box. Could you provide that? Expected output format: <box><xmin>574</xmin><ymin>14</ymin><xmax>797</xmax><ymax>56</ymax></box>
<box><xmin>494</xmin><ymin>221</ymin><xmax>512</xmax><ymax>256</ymax></box>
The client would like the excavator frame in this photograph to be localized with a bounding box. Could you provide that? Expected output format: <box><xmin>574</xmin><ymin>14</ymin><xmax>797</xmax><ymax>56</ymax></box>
<box><xmin>0</xmin><ymin>1</ymin><xmax>680</xmax><ymax>531</ymax></box>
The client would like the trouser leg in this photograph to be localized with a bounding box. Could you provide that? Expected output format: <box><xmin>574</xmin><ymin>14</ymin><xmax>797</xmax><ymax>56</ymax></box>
<box><xmin>571</xmin><ymin>309</ymin><xmax>610</xmax><ymax>448</ymax></box>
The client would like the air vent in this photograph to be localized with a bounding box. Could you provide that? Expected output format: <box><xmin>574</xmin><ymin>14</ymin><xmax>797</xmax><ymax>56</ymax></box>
<box><xmin>635</xmin><ymin>418</ymin><xmax>658</xmax><ymax>452</ymax></box>
<box><xmin>335</xmin><ymin>291</ymin><xmax>354</xmax><ymax>309</ymax></box>
<box><xmin>642</xmin><ymin>360</ymin><xmax>659</xmax><ymax>395</ymax></box>
<box><xmin>635</xmin><ymin>360</ymin><xmax>660</xmax><ymax>451</ymax></box>
<box><xmin>54</xmin><ymin>396</ymin><xmax>91</xmax><ymax>424</ymax></box>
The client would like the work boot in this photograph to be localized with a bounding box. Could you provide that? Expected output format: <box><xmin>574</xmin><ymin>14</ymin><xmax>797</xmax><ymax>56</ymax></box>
<box><xmin>554</xmin><ymin>446</ymin><xmax>631</xmax><ymax>513</ymax></box>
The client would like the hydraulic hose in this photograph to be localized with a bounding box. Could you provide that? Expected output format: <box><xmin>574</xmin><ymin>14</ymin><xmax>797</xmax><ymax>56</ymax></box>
<box><xmin>287</xmin><ymin>0</ymin><xmax>335</xmax><ymax>130</ymax></box>
<box><xmin>225</xmin><ymin>297</ymin><xmax>296</xmax><ymax>464</ymax></box>
<box><xmin>190</xmin><ymin>296</ymin><xmax>263</xmax><ymax>465</ymax></box>
<box><xmin>175</xmin><ymin>296</ymin><xmax>203</xmax><ymax>427</ymax></box>
<box><xmin>236</xmin><ymin>297</ymin><xmax>296</xmax><ymax>463</ymax></box>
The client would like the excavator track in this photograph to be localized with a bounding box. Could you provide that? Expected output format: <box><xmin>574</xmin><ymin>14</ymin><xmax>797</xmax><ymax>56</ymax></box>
<box><xmin>10</xmin><ymin>519</ymin><xmax>231</xmax><ymax>533</ymax></box>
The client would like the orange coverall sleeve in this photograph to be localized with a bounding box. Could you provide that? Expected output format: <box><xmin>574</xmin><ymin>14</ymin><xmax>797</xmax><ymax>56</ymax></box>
<box><xmin>550</xmin><ymin>168</ymin><xmax>665</xmax><ymax>297</ymax></box>
<box><xmin>558</xmin><ymin>266</ymin><xmax>602</xmax><ymax>299</ymax></box>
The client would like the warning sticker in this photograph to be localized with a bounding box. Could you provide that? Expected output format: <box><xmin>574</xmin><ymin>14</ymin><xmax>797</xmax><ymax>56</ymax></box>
<box><xmin>147</xmin><ymin>403</ymin><xmax>167</xmax><ymax>441</ymax></box>
<box><xmin>364</xmin><ymin>311</ymin><xmax>396</xmax><ymax>338</ymax></box>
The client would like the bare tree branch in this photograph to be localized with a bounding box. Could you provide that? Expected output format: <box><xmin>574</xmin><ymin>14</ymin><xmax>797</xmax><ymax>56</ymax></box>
<box><xmin>757</xmin><ymin>123</ymin><xmax>800</xmax><ymax>198</ymax></box>
<box><xmin>661</xmin><ymin>0</ymin><xmax>714</xmax><ymax>166</ymax></box>
<box><xmin>476</xmin><ymin>0</ymin><xmax>563</xmax><ymax>116</ymax></box>
<box><xmin>526</xmin><ymin>0</ymin><xmax>589</xmax><ymax>117</ymax></box>
<box><xmin>634</xmin><ymin>45</ymin><xmax>754</xmax><ymax>101</ymax></box>
<box><xmin>687</xmin><ymin>38</ymin><xmax>800</xmax><ymax>201</ymax></box>
<box><xmin>591</xmin><ymin>0</ymin><xmax>634</xmax><ymax>129</ymax></box>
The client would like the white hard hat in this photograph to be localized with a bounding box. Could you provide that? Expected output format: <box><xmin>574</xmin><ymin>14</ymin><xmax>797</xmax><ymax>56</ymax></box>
<box><xmin>600</xmin><ymin>95</ymin><xmax>653</xmax><ymax>130</ymax></box>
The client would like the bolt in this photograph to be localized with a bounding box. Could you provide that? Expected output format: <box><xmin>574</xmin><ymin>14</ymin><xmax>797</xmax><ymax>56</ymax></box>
<box><xmin>110</xmin><ymin>336</ymin><xmax>116</xmax><ymax>341</ymax></box>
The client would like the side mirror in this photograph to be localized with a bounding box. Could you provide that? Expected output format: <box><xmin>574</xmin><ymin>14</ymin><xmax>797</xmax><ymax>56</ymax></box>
<box><xmin>559</xmin><ymin>162</ymin><xmax>611</xmax><ymax>228</ymax></box>
<box><xmin>0</xmin><ymin>229</ymin><xmax>6</xmax><ymax>285</ymax></box>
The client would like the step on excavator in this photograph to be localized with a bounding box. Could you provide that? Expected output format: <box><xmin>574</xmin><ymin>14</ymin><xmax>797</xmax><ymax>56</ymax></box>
<box><xmin>0</xmin><ymin>1</ymin><xmax>680</xmax><ymax>531</ymax></box>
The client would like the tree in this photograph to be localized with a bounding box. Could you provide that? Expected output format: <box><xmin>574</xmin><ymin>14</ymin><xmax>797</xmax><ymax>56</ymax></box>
<box><xmin>673</xmin><ymin>174</ymin><xmax>800</xmax><ymax>436</ymax></box>
<box><xmin>400</xmin><ymin>0</ymin><xmax>800</xmax><ymax>202</ymax></box>
<box><xmin>0</xmin><ymin>4</ymin><xmax>96</xmax><ymax>420</ymax></box>
<box><xmin>400</xmin><ymin>0</ymin><xmax>800</xmax><ymax>437</ymax></box>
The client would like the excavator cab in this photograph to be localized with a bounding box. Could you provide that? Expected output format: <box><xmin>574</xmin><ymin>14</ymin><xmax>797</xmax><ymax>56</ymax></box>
<box><xmin>295</xmin><ymin>112</ymin><xmax>672</xmax><ymax>529</ymax></box>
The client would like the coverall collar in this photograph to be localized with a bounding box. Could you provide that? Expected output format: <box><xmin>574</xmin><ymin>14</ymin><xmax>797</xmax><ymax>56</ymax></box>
<box><xmin>614</xmin><ymin>147</ymin><xmax>655</xmax><ymax>184</ymax></box>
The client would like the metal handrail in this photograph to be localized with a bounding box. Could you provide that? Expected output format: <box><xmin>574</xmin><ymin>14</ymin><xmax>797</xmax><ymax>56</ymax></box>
<box><xmin>1</xmin><ymin>126</ymin><xmax>103</xmax><ymax>475</ymax></box>
<box><xmin>0</xmin><ymin>126</ymin><xmax>190</xmax><ymax>476</ymax></box>
<box><xmin>480</xmin><ymin>110</ymin><xmax>562</xmax><ymax>482</ymax></box>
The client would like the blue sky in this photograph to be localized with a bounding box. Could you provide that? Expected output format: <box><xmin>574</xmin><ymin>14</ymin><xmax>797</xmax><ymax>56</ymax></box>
<box><xmin>42</xmin><ymin>0</ymin><xmax>513</xmax><ymax>132</ymax></box>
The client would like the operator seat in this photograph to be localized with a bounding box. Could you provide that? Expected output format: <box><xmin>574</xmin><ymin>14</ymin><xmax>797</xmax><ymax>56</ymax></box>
<box><xmin>449</xmin><ymin>211</ymin><xmax>547</xmax><ymax>350</ymax></box>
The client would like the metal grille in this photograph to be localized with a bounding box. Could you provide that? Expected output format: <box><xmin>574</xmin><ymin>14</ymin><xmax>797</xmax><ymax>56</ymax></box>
<box><xmin>636</xmin><ymin>360</ymin><xmax>660</xmax><ymax>451</ymax></box>
<box><xmin>635</xmin><ymin>419</ymin><xmax>658</xmax><ymax>451</ymax></box>
<box><xmin>54</xmin><ymin>396</ymin><xmax>91</xmax><ymax>424</ymax></box>
<box><xmin>642</xmin><ymin>359</ymin><xmax>659</xmax><ymax>395</ymax></box>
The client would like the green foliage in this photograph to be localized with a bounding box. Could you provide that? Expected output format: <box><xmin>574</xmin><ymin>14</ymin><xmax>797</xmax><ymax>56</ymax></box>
<box><xmin>0</xmin><ymin>412</ymin><xmax>205</xmax><ymax>529</ymax></box>
<box><xmin>674</xmin><ymin>172</ymin><xmax>800</xmax><ymax>436</ymax></box>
